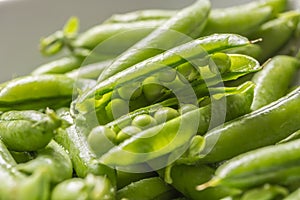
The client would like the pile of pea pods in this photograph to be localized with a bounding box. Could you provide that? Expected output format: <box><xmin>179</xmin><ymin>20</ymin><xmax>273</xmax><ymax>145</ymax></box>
<box><xmin>1</xmin><ymin>0</ymin><xmax>300</xmax><ymax>199</ymax></box>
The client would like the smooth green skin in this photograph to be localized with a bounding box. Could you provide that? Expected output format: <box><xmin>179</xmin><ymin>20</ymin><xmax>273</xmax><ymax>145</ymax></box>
<box><xmin>104</xmin><ymin>9</ymin><xmax>175</xmax><ymax>23</ymax></box>
<box><xmin>66</xmin><ymin>59</ymin><xmax>113</xmax><ymax>80</ymax></box>
<box><xmin>206</xmin><ymin>138</ymin><xmax>300</xmax><ymax>189</ymax></box>
<box><xmin>117</xmin><ymin>82</ymin><xmax>142</xmax><ymax>100</ymax></box>
<box><xmin>116</xmin><ymin>170</ymin><xmax>156</xmax><ymax>189</ymax></box>
<box><xmin>87</xmin><ymin>126</ymin><xmax>116</xmax><ymax>157</ymax></box>
<box><xmin>201</xmin><ymin>86</ymin><xmax>300</xmax><ymax>163</ymax></box>
<box><xmin>0</xmin><ymin>110</ymin><xmax>61</xmax><ymax>152</ymax></box>
<box><xmin>0</xmin><ymin>74</ymin><xmax>74</xmax><ymax>111</ymax></box>
<box><xmin>251</xmin><ymin>55</ymin><xmax>300</xmax><ymax>110</ymax></box>
<box><xmin>249</xmin><ymin>11</ymin><xmax>300</xmax><ymax>62</ymax></box>
<box><xmin>142</xmin><ymin>76</ymin><xmax>165</xmax><ymax>103</ymax></box>
<box><xmin>51</xmin><ymin>174</ymin><xmax>115</xmax><ymax>200</ymax></box>
<box><xmin>76</xmin><ymin>34</ymin><xmax>251</xmax><ymax>114</ymax></box>
<box><xmin>283</xmin><ymin>188</ymin><xmax>300</xmax><ymax>200</ymax></box>
<box><xmin>160</xmin><ymin>164</ymin><xmax>241</xmax><ymax>200</ymax></box>
<box><xmin>209</xmin><ymin>52</ymin><xmax>231</xmax><ymax>74</ymax></box>
<box><xmin>17</xmin><ymin>140</ymin><xmax>73</xmax><ymax>183</ymax></box>
<box><xmin>240</xmin><ymin>185</ymin><xmax>288</xmax><ymax>200</ymax></box>
<box><xmin>131</xmin><ymin>114</ymin><xmax>157</xmax><ymax>130</ymax></box>
<box><xmin>74</xmin><ymin>20</ymin><xmax>164</xmax><ymax>50</ymax></box>
<box><xmin>116</xmin><ymin>177</ymin><xmax>178</xmax><ymax>200</ymax></box>
<box><xmin>203</xmin><ymin>6</ymin><xmax>272</xmax><ymax>36</ymax></box>
<box><xmin>54</xmin><ymin>123</ymin><xmax>117</xmax><ymax>186</ymax></box>
<box><xmin>31</xmin><ymin>56</ymin><xmax>82</xmax><ymax>75</ymax></box>
<box><xmin>105</xmin><ymin>98</ymin><xmax>129</xmax><ymax>121</ymax></box>
<box><xmin>223</xmin><ymin>44</ymin><xmax>263</xmax><ymax>61</ymax></box>
<box><xmin>97</xmin><ymin>0</ymin><xmax>211</xmax><ymax>82</ymax></box>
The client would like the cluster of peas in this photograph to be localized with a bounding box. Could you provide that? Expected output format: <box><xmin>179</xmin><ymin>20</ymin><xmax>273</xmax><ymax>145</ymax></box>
<box><xmin>0</xmin><ymin>0</ymin><xmax>300</xmax><ymax>199</ymax></box>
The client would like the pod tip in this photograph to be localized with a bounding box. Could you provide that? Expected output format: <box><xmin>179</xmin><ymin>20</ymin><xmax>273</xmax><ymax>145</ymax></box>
<box><xmin>196</xmin><ymin>178</ymin><xmax>220</xmax><ymax>191</ymax></box>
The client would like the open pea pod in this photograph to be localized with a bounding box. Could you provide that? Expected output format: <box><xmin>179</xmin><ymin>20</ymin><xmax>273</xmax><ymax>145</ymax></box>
<box><xmin>89</xmin><ymin>81</ymin><xmax>255</xmax><ymax>172</ymax></box>
<box><xmin>75</xmin><ymin>34</ymin><xmax>253</xmax><ymax>117</ymax></box>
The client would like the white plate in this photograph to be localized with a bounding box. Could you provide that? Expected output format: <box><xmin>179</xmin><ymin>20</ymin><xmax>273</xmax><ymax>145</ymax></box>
<box><xmin>0</xmin><ymin>0</ymin><xmax>297</xmax><ymax>82</ymax></box>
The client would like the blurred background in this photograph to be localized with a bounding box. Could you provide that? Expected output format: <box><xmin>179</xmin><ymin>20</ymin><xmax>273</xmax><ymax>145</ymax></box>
<box><xmin>0</xmin><ymin>0</ymin><xmax>277</xmax><ymax>82</ymax></box>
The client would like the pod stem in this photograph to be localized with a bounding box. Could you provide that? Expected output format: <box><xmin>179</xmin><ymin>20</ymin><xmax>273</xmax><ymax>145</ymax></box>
<box><xmin>195</xmin><ymin>178</ymin><xmax>220</xmax><ymax>191</ymax></box>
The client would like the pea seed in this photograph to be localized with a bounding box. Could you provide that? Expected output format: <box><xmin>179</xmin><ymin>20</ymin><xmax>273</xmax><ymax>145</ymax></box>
<box><xmin>209</xmin><ymin>52</ymin><xmax>231</xmax><ymax>74</ymax></box>
<box><xmin>154</xmin><ymin>107</ymin><xmax>179</xmax><ymax>124</ymax></box>
<box><xmin>117</xmin><ymin>82</ymin><xmax>142</xmax><ymax>100</ymax></box>
<box><xmin>105</xmin><ymin>98</ymin><xmax>129</xmax><ymax>121</ymax></box>
<box><xmin>179</xmin><ymin>104</ymin><xmax>198</xmax><ymax>115</ymax></box>
<box><xmin>177</xmin><ymin>62</ymin><xmax>199</xmax><ymax>82</ymax></box>
<box><xmin>156</xmin><ymin>67</ymin><xmax>177</xmax><ymax>82</ymax></box>
<box><xmin>87</xmin><ymin>126</ymin><xmax>116</xmax><ymax>157</ymax></box>
<box><xmin>142</xmin><ymin>77</ymin><xmax>164</xmax><ymax>103</ymax></box>
<box><xmin>132</xmin><ymin>114</ymin><xmax>157</xmax><ymax>130</ymax></box>
<box><xmin>116</xmin><ymin>126</ymin><xmax>142</xmax><ymax>143</ymax></box>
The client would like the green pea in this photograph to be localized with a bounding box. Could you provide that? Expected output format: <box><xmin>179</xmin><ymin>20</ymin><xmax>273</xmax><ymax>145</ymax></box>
<box><xmin>155</xmin><ymin>67</ymin><xmax>177</xmax><ymax>82</ymax></box>
<box><xmin>116</xmin><ymin>126</ymin><xmax>142</xmax><ymax>143</ymax></box>
<box><xmin>177</xmin><ymin>62</ymin><xmax>199</xmax><ymax>82</ymax></box>
<box><xmin>117</xmin><ymin>82</ymin><xmax>142</xmax><ymax>100</ymax></box>
<box><xmin>87</xmin><ymin>126</ymin><xmax>116</xmax><ymax>157</ymax></box>
<box><xmin>178</xmin><ymin>104</ymin><xmax>199</xmax><ymax>115</ymax></box>
<box><xmin>132</xmin><ymin>114</ymin><xmax>157</xmax><ymax>130</ymax></box>
<box><xmin>51</xmin><ymin>174</ymin><xmax>115</xmax><ymax>200</ymax></box>
<box><xmin>105</xmin><ymin>98</ymin><xmax>128</xmax><ymax>121</ymax></box>
<box><xmin>142</xmin><ymin>76</ymin><xmax>165</xmax><ymax>103</ymax></box>
<box><xmin>154</xmin><ymin>107</ymin><xmax>179</xmax><ymax>124</ymax></box>
<box><xmin>209</xmin><ymin>52</ymin><xmax>231</xmax><ymax>74</ymax></box>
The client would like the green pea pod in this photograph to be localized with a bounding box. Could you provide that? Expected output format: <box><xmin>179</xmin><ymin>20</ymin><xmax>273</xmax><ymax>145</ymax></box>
<box><xmin>197</xmin><ymin>138</ymin><xmax>300</xmax><ymax>190</ymax></box>
<box><xmin>66</xmin><ymin>59</ymin><xmax>113</xmax><ymax>80</ymax></box>
<box><xmin>31</xmin><ymin>56</ymin><xmax>83</xmax><ymax>75</ymax></box>
<box><xmin>0</xmin><ymin>74</ymin><xmax>75</xmax><ymax>111</ymax></box>
<box><xmin>251</xmin><ymin>55</ymin><xmax>300</xmax><ymax>110</ymax></box>
<box><xmin>76</xmin><ymin>34</ymin><xmax>252</xmax><ymax>115</ymax></box>
<box><xmin>54</xmin><ymin>110</ymin><xmax>117</xmax><ymax>186</ymax></box>
<box><xmin>200</xmin><ymin>86</ymin><xmax>300</xmax><ymax>163</ymax></box>
<box><xmin>51</xmin><ymin>174</ymin><xmax>115</xmax><ymax>200</ymax></box>
<box><xmin>0</xmin><ymin>109</ymin><xmax>62</xmax><ymax>152</ymax></box>
<box><xmin>283</xmin><ymin>188</ymin><xmax>300</xmax><ymax>200</ymax></box>
<box><xmin>203</xmin><ymin>6</ymin><xmax>272</xmax><ymax>36</ymax></box>
<box><xmin>97</xmin><ymin>0</ymin><xmax>211</xmax><ymax>81</ymax></box>
<box><xmin>74</xmin><ymin>20</ymin><xmax>165</xmax><ymax>50</ymax></box>
<box><xmin>159</xmin><ymin>164</ymin><xmax>241</xmax><ymax>200</ymax></box>
<box><xmin>240</xmin><ymin>184</ymin><xmax>288</xmax><ymax>200</ymax></box>
<box><xmin>104</xmin><ymin>9</ymin><xmax>175</xmax><ymax>23</ymax></box>
<box><xmin>16</xmin><ymin>169</ymin><xmax>50</xmax><ymax>200</ymax></box>
<box><xmin>94</xmin><ymin>82</ymin><xmax>253</xmax><ymax>170</ymax></box>
<box><xmin>116</xmin><ymin>177</ymin><xmax>179</xmax><ymax>200</ymax></box>
<box><xmin>249</xmin><ymin>11</ymin><xmax>300</xmax><ymax>62</ymax></box>
<box><xmin>116</xmin><ymin>170</ymin><xmax>156</xmax><ymax>189</ymax></box>
<box><xmin>0</xmin><ymin>140</ymin><xmax>50</xmax><ymax>200</ymax></box>
<box><xmin>17</xmin><ymin>140</ymin><xmax>73</xmax><ymax>183</ymax></box>
<box><xmin>202</xmin><ymin>0</ymin><xmax>288</xmax><ymax>36</ymax></box>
